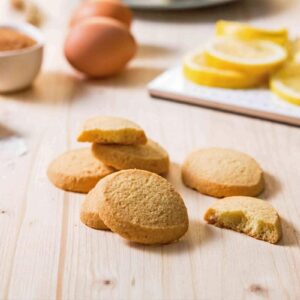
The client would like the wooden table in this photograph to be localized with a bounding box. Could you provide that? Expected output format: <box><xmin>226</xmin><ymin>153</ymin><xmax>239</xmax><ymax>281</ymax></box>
<box><xmin>1</xmin><ymin>0</ymin><xmax>300</xmax><ymax>299</ymax></box>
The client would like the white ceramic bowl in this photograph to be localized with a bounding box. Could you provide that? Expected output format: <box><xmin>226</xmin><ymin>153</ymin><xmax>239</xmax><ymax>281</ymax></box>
<box><xmin>0</xmin><ymin>22</ymin><xmax>44</xmax><ymax>93</ymax></box>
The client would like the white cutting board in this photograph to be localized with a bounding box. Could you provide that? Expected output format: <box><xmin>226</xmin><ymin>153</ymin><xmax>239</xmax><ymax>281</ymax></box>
<box><xmin>148</xmin><ymin>66</ymin><xmax>300</xmax><ymax>126</ymax></box>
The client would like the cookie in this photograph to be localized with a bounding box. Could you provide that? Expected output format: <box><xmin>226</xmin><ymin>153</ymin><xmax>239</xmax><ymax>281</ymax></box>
<box><xmin>80</xmin><ymin>188</ymin><xmax>109</xmax><ymax>230</ymax></box>
<box><xmin>77</xmin><ymin>116</ymin><xmax>147</xmax><ymax>145</ymax></box>
<box><xmin>92</xmin><ymin>139</ymin><xmax>169</xmax><ymax>174</ymax></box>
<box><xmin>204</xmin><ymin>196</ymin><xmax>282</xmax><ymax>244</ymax></box>
<box><xmin>47</xmin><ymin>148</ymin><xmax>115</xmax><ymax>193</ymax></box>
<box><xmin>182</xmin><ymin>148</ymin><xmax>264</xmax><ymax>198</ymax></box>
<box><xmin>95</xmin><ymin>169</ymin><xmax>189</xmax><ymax>244</ymax></box>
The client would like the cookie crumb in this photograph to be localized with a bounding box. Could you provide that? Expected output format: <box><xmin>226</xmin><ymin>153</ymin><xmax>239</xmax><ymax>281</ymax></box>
<box><xmin>25</xmin><ymin>1</ymin><xmax>42</xmax><ymax>26</ymax></box>
<box><xmin>101</xmin><ymin>279</ymin><xmax>115</xmax><ymax>287</ymax></box>
<box><xmin>249</xmin><ymin>284</ymin><xmax>268</xmax><ymax>296</ymax></box>
<box><xmin>11</xmin><ymin>0</ymin><xmax>25</xmax><ymax>10</ymax></box>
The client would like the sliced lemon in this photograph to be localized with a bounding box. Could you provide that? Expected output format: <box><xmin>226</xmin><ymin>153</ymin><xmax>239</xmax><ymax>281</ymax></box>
<box><xmin>270</xmin><ymin>63</ymin><xmax>300</xmax><ymax>105</ymax></box>
<box><xmin>216</xmin><ymin>20</ymin><xmax>288</xmax><ymax>46</ymax></box>
<box><xmin>183</xmin><ymin>51</ymin><xmax>266</xmax><ymax>89</ymax></box>
<box><xmin>204</xmin><ymin>37</ymin><xmax>287</xmax><ymax>74</ymax></box>
<box><xmin>288</xmin><ymin>38</ymin><xmax>300</xmax><ymax>62</ymax></box>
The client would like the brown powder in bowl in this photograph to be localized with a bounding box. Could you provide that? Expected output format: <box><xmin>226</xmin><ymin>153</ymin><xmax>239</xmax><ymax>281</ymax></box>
<box><xmin>0</xmin><ymin>28</ymin><xmax>36</xmax><ymax>52</ymax></box>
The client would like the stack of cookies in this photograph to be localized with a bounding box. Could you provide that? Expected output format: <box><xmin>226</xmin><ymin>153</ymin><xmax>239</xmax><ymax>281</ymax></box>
<box><xmin>182</xmin><ymin>147</ymin><xmax>282</xmax><ymax>244</ymax></box>
<box><xmin>47</xmin><ymin>116</ymin><xmax>170</xmax><ymax>193</ymax></box>
<box><xmin>80</xmin><ymin>116</ymin><xmax>170</xmax><ymax>176</ymax></box>
<box><xmin>47</xmin><ymin>116</ymin><xmax>189</xmax><ymax>245</ymax></box>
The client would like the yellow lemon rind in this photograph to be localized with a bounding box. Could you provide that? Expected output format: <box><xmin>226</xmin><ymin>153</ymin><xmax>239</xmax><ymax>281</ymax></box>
<box><xmin>204</xmin><ymin>38</ymin><xmax>287</xmax><ymax>75</ymax></box>
<box><xmin>216</xmin><ymin>20</ymin><xmax>288</xmax><ymax>46</ymax></box>
<box><xmin>270</xmin><ymin>79</ymin><xmax>300</xmax><ymax>106</ymax></box>
<box><xmin>183</xmin><ymin>52</ymin><xmax>265</xmax><ymax>89</ymax></box>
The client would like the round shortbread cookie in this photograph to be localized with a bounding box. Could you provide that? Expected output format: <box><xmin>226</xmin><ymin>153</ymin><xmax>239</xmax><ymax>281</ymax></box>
<box><xmin>95</xmin><ymin>169</ymin><xmax>189</xmax><ymax>244</ymax></box>
<box><xmin>92</xmin><ymin>139</ymin><xmax>169</xmax><ymax>174</ymax></box>
<box><xmin>77</xmin><ymin>116</ymin><xmax>147</xmax><ymax>145</ymax></box>
<box><xmin>182</xmin><ymin>148</ymin><xmax>264</xmax><ymax>198</ymax></box>
<box><xmin>80</xmin><ymin>188</ymin><xmax>109</xmax><ymax>230</ymax></box>
<box><xmin>47</xmin><ymin>148</ymin><xmax>115</xmax><ymax>193</ymax></box>
<box><xmin>204</xmin><ymin>196</ymin><xmax>282</xmax><ymax>244</ymax></box>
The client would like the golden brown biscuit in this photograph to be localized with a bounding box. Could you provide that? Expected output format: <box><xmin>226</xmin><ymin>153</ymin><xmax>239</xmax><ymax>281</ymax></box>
<box><xmin>47</xmin><ymin>148</ymin><xmax>115</xmax><ymax>193</ymax></box>
<box><xmin>204</xmin><ymin>196</ymin><xmax>282</xmax><ymax>244</ymax></box>
<box><xmin>80</xmin><ymin>188</ymin><xmax>109</xmax><ymax>230</ymax></box>
<box><xmin>182</xmin><ymin>148</ymin><xmax>264</xmax><ymax>198</ymax></box>
<box><xmin>95</xmin><ymin>169</ymin><xmax>189</xmax><ymax>244</ymax></box>
<box><xmin>92</xmin><ymin>139</ymin><xmax>169</xmax><ymax>174</ymax></box>
<box><xmin>77</xmin><ymin>116</ymin><xmax>147</xmax><ymax>145</ymax></box>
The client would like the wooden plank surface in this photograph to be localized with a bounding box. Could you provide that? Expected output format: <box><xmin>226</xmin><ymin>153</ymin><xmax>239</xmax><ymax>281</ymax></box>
<box><xmin>0</xmin><ymin>0</ymin><xmax>300</xmax><ymax>299</ymax></box>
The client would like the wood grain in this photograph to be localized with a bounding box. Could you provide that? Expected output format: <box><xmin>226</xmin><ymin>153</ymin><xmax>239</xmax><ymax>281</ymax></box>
<box><xmin>0</xmin><ymin>0</ymin><xmax>300</xmax><ymax>299</ymax></box>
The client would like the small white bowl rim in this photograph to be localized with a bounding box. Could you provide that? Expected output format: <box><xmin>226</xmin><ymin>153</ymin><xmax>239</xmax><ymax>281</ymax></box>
<box><xmin>0</xmin><ymin>22</ymin><xmax>44</xmax><ymax>57</ymax></box>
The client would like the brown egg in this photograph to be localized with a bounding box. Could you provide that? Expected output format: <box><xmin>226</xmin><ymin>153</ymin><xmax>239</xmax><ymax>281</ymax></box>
<box><xmin>69</xmin><ymin>0</ymin><xmax>132</xmax><ymax>28</ymax></box>
<box><xmin>64</xmin><ymin>17</ymin><xmax>137</xmax><ymax>78</ymax></box>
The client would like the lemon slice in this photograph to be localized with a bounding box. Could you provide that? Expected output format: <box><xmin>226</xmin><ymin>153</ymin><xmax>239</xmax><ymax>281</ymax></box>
<box><xmin>216</xmin><ymin>20</ymin><xmax>288</xmax><ymax>46</ymax></box>
<box><xmin>183</xmin><ymin>51</ymin><xmax>265</xmax><ymax>89</ymax></box>
<box><xmin>204</xmin><ymin>38</ymin><xmax>287</xmax><ymax>74</ymax></box>
<box><xmin>270</xmin><ymin>63</ymin><xmax>300</xmax><ymax>105</ymax></box>
<box><xmin>288</xmin><ymin>39</ymin><xmax>300</xmax><ymax>62</ymax></box>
